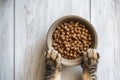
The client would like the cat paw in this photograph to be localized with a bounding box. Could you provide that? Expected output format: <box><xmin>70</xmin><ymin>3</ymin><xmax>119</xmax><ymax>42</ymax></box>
<box><xmin>81</xmin><ymin>48</ymin><xmax>100</xmax><ymax>69</ymax></box>
<box><xmin>45</xmin><ymin>49</ymin><xmax>61</xmax><ymax>71</ymax></box>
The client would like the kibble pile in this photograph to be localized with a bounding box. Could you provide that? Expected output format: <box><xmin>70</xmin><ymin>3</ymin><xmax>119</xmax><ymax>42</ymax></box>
<box><xmin>52</xmin><ymin>21</ymin><xmax>92</xmax><ymax>59</ymax></box>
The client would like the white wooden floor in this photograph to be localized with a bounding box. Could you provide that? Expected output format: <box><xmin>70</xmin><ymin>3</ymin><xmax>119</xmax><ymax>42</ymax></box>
<box><xmin>0</xmin><ymin>0</ymin><xmax>120</xmax><ymax>80</ymax></box>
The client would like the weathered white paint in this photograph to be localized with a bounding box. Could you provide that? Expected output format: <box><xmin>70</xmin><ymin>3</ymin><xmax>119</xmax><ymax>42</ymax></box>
<box><xmin>0</xmin><ymin>0</ymin><xmax>120</xmax><ymax>80</ymax></box>
<box><xmin>91</xmin><ymin>0</ymin><xmax>120</xmax><ymax>80</ymax></box>
<box><xmin>0</xmin><ymin>0</ymin><xmax>14</xmax><ymax>80</ymax></box>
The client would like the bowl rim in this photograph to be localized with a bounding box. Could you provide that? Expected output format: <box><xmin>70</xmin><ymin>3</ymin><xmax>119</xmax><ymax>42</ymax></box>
<box><xmin>46</xmin><ymin>15</ymin><xmax>98</xmax><ymax>66</ymax></box>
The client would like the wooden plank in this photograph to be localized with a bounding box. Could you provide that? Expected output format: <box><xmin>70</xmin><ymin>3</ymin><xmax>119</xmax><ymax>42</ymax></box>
<box><xmin>61</xmin><ymin>0</ymin><xmax>90</xmax><ymax>80</ymax></box>
<box><xmin>15</xmin><ymin>0</ymin><xmax>90</xmax><ymax>80</ymax></box>
<box><xmin>91</xmin><ymin>0</ymin><xmax>120</xmax><ymax>80</ymax></box>
<box><xmin>0</xmin><ymin>0</ymin><xmax>14</xmax><ymax>80</ymax></box>
<box><xmin>71</xmin><ymin>0</ymin><xmax>90</xmax><ymax>20</ymax></box>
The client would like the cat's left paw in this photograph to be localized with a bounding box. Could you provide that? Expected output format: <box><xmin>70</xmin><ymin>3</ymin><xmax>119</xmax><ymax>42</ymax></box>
<box><xmin>45</xmin><ymin>49</ymin><xmax>61</xmax><ymax>72</ymax></box>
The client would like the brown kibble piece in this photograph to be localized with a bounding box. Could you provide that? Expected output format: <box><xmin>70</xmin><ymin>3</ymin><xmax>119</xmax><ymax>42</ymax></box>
<box><xmin>70</xmin><ymin>53</ymin><xmax>73</xmax><ymax>57</ymax></box>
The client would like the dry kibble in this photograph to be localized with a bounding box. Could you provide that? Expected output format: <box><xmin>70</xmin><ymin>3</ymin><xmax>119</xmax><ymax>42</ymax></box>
<box><xmin>70</xmin><ymin>53</ymin><xmax>73</xmax><ymax>57</ymax></box>
<box><xmin>55</xmin><ymin>46</ymin><xmax>57</xmax><ymax>50</ymax></box>
<box><xmin>88</xmin><ymin>37</ymin><xmax>92</xmax><ymax>40</ymax></box>
<box><xmin>81</xmin><ymin>50</ymin><xmax>84</xmax><ymax>53</ymax></box>
<box><xmin>88</xmin><ymin>41</ymin><xmax>91</xmax><ymax>45</ymax></box>
<box><xmin>52</xmin><ymin>21</ymin><xmax>92</xmax><ymax>59</ymax></box>
<box><xmin>75</xmin><ymin>24</ymin><xmax>78</xmax><ymax>27</ymax></box>
<box><xmin>84</xmin><ymin>33</ymin><xmax>88</xmax><ymax>36</ymax></box>
<box><xmin>82</xmin><ymin>25</ymin><xmax>85</xmax><ymax>28</ymax></box>
<box><xmin>64</xmin><ymin>51</ymin><xmax>67</xmax><ymax>54</ymax></box>
<box><xmin>73</xmin><ymin>53</ymin><xmax>77</xmax><ymax>58</ymax></box>
<box><xmin>64</xmin><ymin>55</ymin><xmax>67</xmax><ymax>59</ymax></box>
<box><xmin>66</xmin><ymin>47</ymin><xmax>70</xmax><ymax>51</ymax></box>
<box><xmin>83</xmin><ymin>41</ymin><xmax>87</xmax><ymax>44</ymax></box>
<box><xmin>57</xmin><ymin>26</ymin><xmax>61</xmax><ymax>30</ymax></box>
<box><xmin>64</xmin><ymin>23</ymin><xmax>67</xmax><ymax>26</ymax></box>
<box><xmin>71</xmin><ymin>46</ymin><xmax>74</xmax><ymax>50</ymax></box>
<box><xmin>66</xmin><ymin>32</ymin><xmax>69</xmax><ymax>35</ymax></box>
<box><xmin>74</xmin><ymin>41</ymin><xmax>77</xmax><ymax>44</ymax></box>
<box><xmin>85</xmin><ymin>29</ymin><xmax>88</xmax><ymax>32</ymax></box>
<box><xmin>70</xmin><ymin>21</ymin><xmax>74</xmax><ymax>24</ymax></box>
<box><xmin>67</xmin><ymin>53</ymin><xmax>69</xmax><ymax>56</ymax></box>
<box><xmin>66</xmin><ymin>35</ymin><xmax>69</xmax><ymax>38</ymax></box>
<box><xmin>66</xmin><ymin>28</ymin><xmax>70</xmax><ymax>31</ymax></box>
<box><xmin>71</xmin><ymin>30</ymin><xmax>74</xmax><ymax>33</ymax></box>
<box><xmin>83</xmin><ymin>48</ymin><xmax>87</xmax><ymax>51</ymax></box>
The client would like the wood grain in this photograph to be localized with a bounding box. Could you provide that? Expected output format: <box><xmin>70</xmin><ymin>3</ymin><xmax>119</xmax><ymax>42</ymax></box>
<box><xmin>0</xmin><ymin>0</ymin><xmax>14</xmax><ymax>80</ymax></box>
<box><xmin>1</xmin><ymin>0</ymin><xmax>120</xmax><ymax>80</ymax></box>
<box><xmin>15</xmin><ymin>0</ymin><xmax>90</xmax><ymax>80</ymax></box>
<box><xmin>91</xmin><ymin>0</ymin><xmax>120</xmax><ymax>80</ymax></box>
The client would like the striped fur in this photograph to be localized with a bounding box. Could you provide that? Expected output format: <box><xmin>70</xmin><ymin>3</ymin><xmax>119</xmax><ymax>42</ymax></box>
<box><xmin>44</xmin><ymin>49</ymin><xmax>99</xmax><ymax>80</ymax></box>
<box><xmin>81</xmin><ymin>49</ymin><xmax>99</xmax><ymax>80</ymax></box>
<box><xmin>44</xmin><ymin>50</ymin><xmax>61</xmax><ymax>80</ymax></box>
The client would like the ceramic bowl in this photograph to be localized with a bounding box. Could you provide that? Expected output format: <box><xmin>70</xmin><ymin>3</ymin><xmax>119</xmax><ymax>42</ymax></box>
<box><xmin>47</xmin><ymin>15</ymin><xmax>98</xmax><ymax>66</ymax></box>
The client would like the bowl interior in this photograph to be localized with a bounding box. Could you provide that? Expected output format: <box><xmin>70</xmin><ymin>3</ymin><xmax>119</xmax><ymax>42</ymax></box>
<box><xmin>47</xmin><ymin>15</ymin><xmax>98</xmax><ymax>66</ymax></box>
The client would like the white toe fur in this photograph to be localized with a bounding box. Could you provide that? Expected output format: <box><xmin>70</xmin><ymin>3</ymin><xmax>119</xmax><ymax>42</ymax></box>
<box><xmin>93</xmin><ymin>49</ymin><xmax>98</xmax><ymax>59</ymax></box>
<box><xmin>56</xmin><ymin>54</ymin><xmax>61</xmax><ymax>64</ymax></box>
<box><xmin>47</xmin><ymin>50</ymin><xmax>51</xmax><ymax>59</ymax></box>
<box><xmin>87</xmin><ymin>48</ymin><xmax>93</xmax><ymax>58</ymax></box>
<box><xmin>51</xmin><ymin>50</ymin><xmax>58</xmax><ymax>60</ymax></box>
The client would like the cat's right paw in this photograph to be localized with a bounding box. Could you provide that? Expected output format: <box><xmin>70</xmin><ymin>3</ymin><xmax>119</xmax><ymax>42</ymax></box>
<box><xmin>81</xmin><ymin>48</ymin><xmax>100</xmax><ymax>69</ymax></box>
